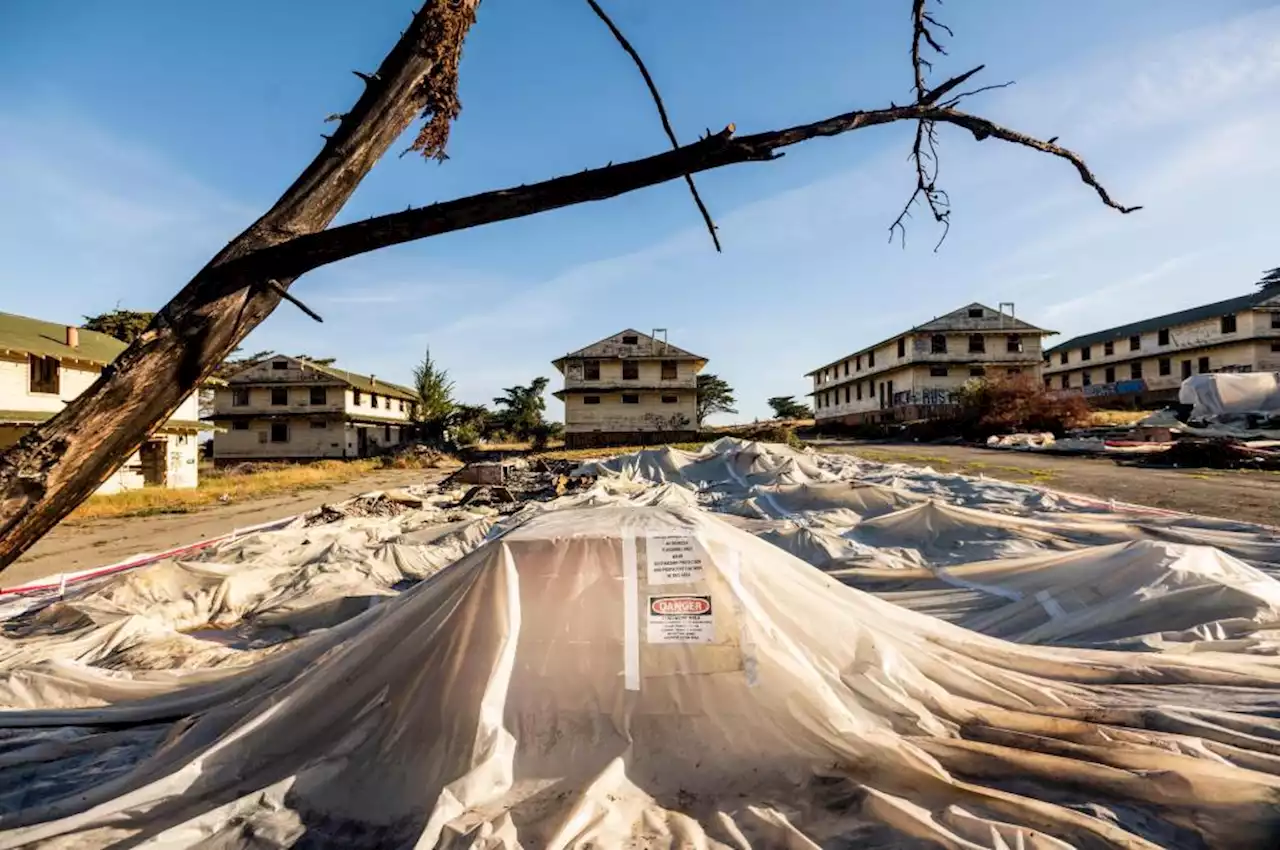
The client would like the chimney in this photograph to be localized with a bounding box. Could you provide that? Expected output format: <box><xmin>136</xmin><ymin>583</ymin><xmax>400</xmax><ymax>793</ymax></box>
<box><xmin>65</xmin><ymin>326</ymin><xmax>79</xmax><ymax>349</ymax></box>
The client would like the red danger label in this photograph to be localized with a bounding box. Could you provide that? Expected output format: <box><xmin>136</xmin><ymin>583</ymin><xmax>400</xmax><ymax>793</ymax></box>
<box><xmin>650</xmin><ymin>596</ymin><xmax>711</xmax><ymax>616</ymax></box>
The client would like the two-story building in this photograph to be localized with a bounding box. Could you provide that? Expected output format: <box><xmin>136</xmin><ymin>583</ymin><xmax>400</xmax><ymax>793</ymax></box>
<box><xmin>209</xmin><ymin>355</ymin><xmax>416</xmax><ymax>463</ymax></box>
<box><xmin>808</xmin><ymin>303</ymin><xmax>1052</xmax><ymax>426</ymax></box>
<box><xmin>0</xmin><ymin>311</ymin><xmax>204</xmax><ymax>494</ymax></box>
<box><xmin>552</xmin><ymin>329</ymin><xmax>706</xmax><ymax>449</ymax></box>
<box><xmin>1042</xmin><ymin>284</ymin><xmax>1280</xmax><ymax>408</ymax></box>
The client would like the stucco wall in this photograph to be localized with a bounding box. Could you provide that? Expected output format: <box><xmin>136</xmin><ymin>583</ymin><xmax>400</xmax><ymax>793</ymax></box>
<box><xmin>0</xmin><ymin>354</ymin><xmax>100</xmax><ymax>413</ymax></box>
<box><xmin>562</xmin><ymin>358</ymin><xmax>698</xmax><ymax>390</ymax></box>
<box><xmin>563</xmin><ymin>391</ymin><xmax>696</xmax><ymax>433</ymax></box>
<box><xmin>213</xmin><ymin>417</ymin><xmax>349</xmax><ymax>460</ymax></box>
<box><xmin>1047</xmin><ymin>338</ymin><xmax>1279</xmax><ymax>392</ymax></box>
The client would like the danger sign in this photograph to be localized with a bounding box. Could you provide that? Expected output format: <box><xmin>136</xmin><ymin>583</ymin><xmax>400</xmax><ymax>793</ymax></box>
<box><xmin>647</xmin><ymin>594</ymin><xmax>714</xmax><ymax>644</ymax></box>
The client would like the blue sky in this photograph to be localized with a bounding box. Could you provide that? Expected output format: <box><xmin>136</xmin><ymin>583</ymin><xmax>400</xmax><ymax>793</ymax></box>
<box><xmin>2</xmin><ymin>1</ymin><xmax>1278</xmax><ymax>422</ymax></box>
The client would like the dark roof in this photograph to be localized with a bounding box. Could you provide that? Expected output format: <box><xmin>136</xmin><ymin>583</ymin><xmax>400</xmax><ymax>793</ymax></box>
<box><xmin>554</xmin><ymin>329</ymin><xmax>706</xmax><ymax>365</ymax></box>
<box><xmin>1045</xmin><ymin>287</ymin><xmax>1280</xmax><ymax>354</ymax></box>
<box><xmin>0</xmin><ymin>312</ymin><xmax>126</xmax><ymax>365</ymax></box>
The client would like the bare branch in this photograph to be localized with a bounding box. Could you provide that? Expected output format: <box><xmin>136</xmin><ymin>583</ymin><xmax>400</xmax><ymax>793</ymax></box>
<box><xmin>265</xmin><ymin>279</ymin><xmax>324</xmax><ymax>323</ymax></box>
<box><xmin>584</xmin><ymin>0</ymin><xmax>721</xmax><ymax>251</ymax></box>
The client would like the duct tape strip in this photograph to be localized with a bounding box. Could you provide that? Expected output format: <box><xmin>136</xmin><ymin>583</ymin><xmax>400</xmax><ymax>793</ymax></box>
<box><xmin>725</xmin><ymin>548</ymin><xmax>759</xmax><ymax>687</ymax></box>
<box><xmin>621</xmin><ymin>532</ymin><xmax>640</xmax><ymax>691</ymax></box>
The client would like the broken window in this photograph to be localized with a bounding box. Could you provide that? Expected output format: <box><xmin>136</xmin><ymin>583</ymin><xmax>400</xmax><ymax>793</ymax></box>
<box><xmin>1103</xmin><ymin>341</ymin><xmax>1114</xmax><ymax>356</ymax></box>
<box><xmin>352</xmin><ymin>390</ymin><xmax>362</xmax><ymax>405</ymax></box>
<box><xmin>1060</xmin><ymin>374</ymin><xmax>1070</xmax><ymax>389</ymax></box>
<box><xmin>661</xmin><ymin>395</ymin><xmax>678</xmax><ymax>404</ymax></box>
<box><xmin>1272</xmin><ymin>342</ymin><xmax>1280</xmax><ymax>353</ymax></box>
<box><xmin>621</xmin><ymin>334</ymin><xmax>639</xmax><ymax>345</ymax></box>
<box><xmin>1006</xmin><ymin>335</ymin><xmax>1022</xmax><ymax>353</ymax></box>
<box><xmin>1158</xmin><ymin>329</ymin><xmax>1170</xmax><ymax>346</ymax></box>
<box><xmin>844</xmin><ymin>386</ymin><xmax>850</xmax><ymax>404</ymax></box>
<box><xmin>843</xmin><ymin>361</ymin><xmax>849</xmax><ymax>377</ymax></box>
<box><xmin>622</xmin><ymin>361</ymin><xmax>639</xmax><ymax>380</ymax></box>
<box><xmin>931</xmin><ymin>335</ymin><xmax>947</xmax><ymax>354</ymax></box>
<box><xmin>370</xmin><ymin>392</ymin><xmax>379</xmax><ymax>408</ymax></box>
<box><xmin>270</xmin><ymin>423</ymin><xmax>289</xmax><ymax>443</ymax></box>
<box><xmin>1159</xmin><ymin>358</ymin><xmax>1171</xmax><ymax>375</ymax></box>
<box><xmin>897</xmin><ymin>338</ymin><xmax>906</xmax><ymax>357</ymax></box>
<box><xmin>968</xmin><ymin>335</ymin><xmax>985</xmax><ymax>354</ymax></box>
<box><xmin>270</xmin><ymin>388</ymin><xmax>288</xmax><ymax>406</ymax></box>
<box><xmin>661</xmin><ymin>360</ymin><xmax>678</xmax><ymax>380</ymax></box>
<box><xmin>929</xmin><ymin>366</ymin><xmax>948</xmax><ymax>377</ymax></box>
<box><xmin>1198</xmin><ymin>356</ymin><xmax>1210</xmax><ymax>373</ymax></box>
<box><xmin>311</xmin><ymin>420</ymin><xmax>327</xmax><ymax>429</ymax></box>
<box><xmin>309</xmin><ymin>387</ymin><xmax>326</xmax><ymax>405</ymax></box>
<box><xmin>1104</xmin><ymin>367</ymin><xmax>1115</xmax><ymax>383</ymax></box>
<box><xmin>1273</xmin><ymin>314</ymin><xmax>1280</xmax><ymax>329</ymax></box>
<box><xmin>969</xmin><ymin>366</ymin><xmax>985</xmax><ymax>377</ymax></box>
<box><xmin>1181</xmin><ymin>360</ymin><xmax>1192</xmax><ymax>379</ymax></box>
<box><xmin>1130</xmin><ymin>361</ymin><xmax>1142</xmax><ymax>379</ymax></box>
<box><xmin>232</xmin><ymin>421</ymin><xmax>249</xmax><ymax>431</ymax></box>
<box><xmin>28</xmin><ymin>355</ymin><xmax>60</xmax><ymax>394</ymax></box>
<box><xmin>583</xmin><ymin>360</ymin><xmax>600</xmax><ymax>380</ymax></box>
<box><xmin>968</xmin><ymin>307</ymin><xmax>983</xmax><ymax>318</ymax></box>
<box><xmin>231</xmin><ymin>387</ymin><xmax>250</xmax><ymax>406</ymax></box>
<box><xmin>272</xmin><ymin>360</ymin><xmax>288</xmax><ymax>370</ymax></box>
<box><xmin>1043</xmin><ymin>376</ymin><xmax>1051</xmax><ymax>389</ymax></box>
<box><xmin>1080</xmin><ymin>346</ymin><xmax>1091</xmax><ymax>361</ymax></box>
<box><xmin>1083</xmin><ymin>371</ymin><xmax>1092</xmax><ymax>386</ymax></box>
<box><xmin>622</xmin><ymin>394</ymin><xmax>639</xmax><ymax>404</ymax></box>
<box><xmin>856</xmin><ymin>382</ymin><xmax>863</xmax><ymax>401</ymax></box>
<box><xmin>1059</xmin><ymin>351</ymin><xmax>1068</xmax><ymax>365</ymax></box>
<box><xmin>1221</xmin><ymin>314</ymin><xmax>1237</xmax><ymax>334</ymax></box>
<box><xmin>1007</xmin><ymin>367</ymin><xmax>1021</xmax><ymax>375</ymax></box>
<box><xmin>1129</xmin><ymin>335</ymin><xmax>1141</xmax><ymax>351</ymax></box>
<box><xmin>583</xmin><ymin>396</ymin><xmax>601</xmax><ymax>405</ymax></box>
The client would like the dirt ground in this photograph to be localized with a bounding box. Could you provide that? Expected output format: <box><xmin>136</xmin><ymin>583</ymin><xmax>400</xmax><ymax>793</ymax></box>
<box><xmin>818</xmin><ymin>441</ymin><xmax>1280</xmax><ymax>526</ymax></box>
<box><xmin>4</xmin><ymin>469</ymin><xmax>447</xmax><ymax>589</ymax></box>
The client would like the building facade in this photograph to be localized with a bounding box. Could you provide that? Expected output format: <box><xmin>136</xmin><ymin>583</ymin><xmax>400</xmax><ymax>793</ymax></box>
<box><xmin>209</xmin><ymin>356</ymin><xmax>416</xmax><ymax>463</ymax></box>
<box><xmin>553</xmin><ymin>329</ymin><xmax>706</xmax><ymax>449</ymax></box>
<box><xmin>808</xmin><ymin>303</ymin><xmax>1051</xmax><ymax>426</ymax></box>
<box><xmin>0</xmin><ymin>312</ymin><xmax>203</xmax><ymax>495</ymax></box>
<box><xmin>1042</xmin><ymin>286</ymin><xmax>1280</xmax><ymax>407</ymax></box>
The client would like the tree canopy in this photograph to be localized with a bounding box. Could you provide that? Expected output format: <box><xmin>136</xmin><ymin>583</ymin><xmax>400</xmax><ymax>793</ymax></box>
<box><xmin>82</xmin><ymin>309</ymin><xmax>155</xmax><ymax>344</ymax></box>
<box><xmin>696</xmin><ymin>374</ymin><xmax>737</xmax><ymax>425</ymax></box>
<box><xmin>767</xmin><ymin>396</ymin><xmax>813</xmax><ymax>420</ymax></box>
<box><xmin>412</xmin><ymin>348</ymin><xmax>456</xmax><ymax>444</ymax></box>
<box><xmin>492</xmin><ymin>378</ymin><xmax>551</xmax><ymax>439</ymax></box>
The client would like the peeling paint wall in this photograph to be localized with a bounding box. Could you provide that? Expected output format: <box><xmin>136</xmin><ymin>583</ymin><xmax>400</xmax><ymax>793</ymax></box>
<box><xmin>563</xmin><ymin>392</ymin><xmax>696</xmax><ymax>434</ymax></box>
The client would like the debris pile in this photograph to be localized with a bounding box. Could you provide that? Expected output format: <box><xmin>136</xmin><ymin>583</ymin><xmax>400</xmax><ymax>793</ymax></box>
<box><xmin>1119</xmin><ymin>436</ymin><xmax>1280</xmax><ymax>470</ymax></box>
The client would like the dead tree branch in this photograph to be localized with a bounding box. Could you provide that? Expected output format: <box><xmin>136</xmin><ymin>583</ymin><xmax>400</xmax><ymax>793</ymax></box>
<box><xmin>584</xmin><ymin>0</ymin><xmax>721</xmax><ymax>251</ymax></box>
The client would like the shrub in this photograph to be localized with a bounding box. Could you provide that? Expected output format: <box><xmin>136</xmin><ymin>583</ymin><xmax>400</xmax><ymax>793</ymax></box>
<box><xmin>957</xmin><ymin>374</ymin><xmax>1090</xmax><ymax>437</ymax></box>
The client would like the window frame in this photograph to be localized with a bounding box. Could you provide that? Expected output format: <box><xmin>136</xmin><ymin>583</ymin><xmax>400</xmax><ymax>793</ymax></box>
<box><xmin>622</xmin><ymin>360</ymin><xmax>639</xmax><ymax>381</ymax></box>
<box><xmin>309</xmin><ymin>386</ymin><xmax>327</xmax><ymax>406</ymax></box>
<box><xmin>270</xmin><ymin>387</ymin><xmax>288</xmax><ymax>406</ymax></box>
<box><xmin>269</xmin><ymin>422</ymin><xmax>289</xmax><ymax>443</ymax></box>
<box><xmin>28</xmin><ymin>355</ymin><xmax>60</xmax><ymax>395</ymax></box>
<box><xmin>621</xmin><ymin>393</ymin><xmax>640</xmax><ymax>404</ymax></box>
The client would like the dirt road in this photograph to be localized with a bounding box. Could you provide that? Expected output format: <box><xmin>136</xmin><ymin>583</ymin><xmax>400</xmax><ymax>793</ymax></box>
<box><xmin>5</xmin><ymin>469</ymin><xmax>446</xmax><ymax>589</ymax></box>
<box><xmin>818</xmin><ymin>442</ymin><xmax>1280</xmax><ymax>526</ymax></box>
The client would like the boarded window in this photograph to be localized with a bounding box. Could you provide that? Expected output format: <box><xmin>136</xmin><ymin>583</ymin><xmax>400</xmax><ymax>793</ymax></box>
<box><xmin>272</xmin><ymin>360</ymin><xmax>288</xmax><ymax>370</ymax></box>
<box><xmin>1159</xmin><ymin>358</ymin><xmax>1171</xmax><ymax>375</ymax></box>
<box><xmin>897</xmin><ymin>338</ymin><xmax>906</xmax><ymax>357</ymax></box>
<box><xmin>856</xmin><ymin>382</ymin><xmax>863</xmax><ymax>401</ymax></box>
<box><xmin>1006</xmin><ymin>335</ymin><xmax>1022</xmax><ymax>353</ymax></box>
<box><xmin>931</xmin><ymin>335</ymin><xmax>947</xmax><ymax>353</ymax></box>
<box><xmin>584</xmin><ymin>396</ymin><xmax>601</xmax><ymax>405</ymax></box>
<box><xmin>661</xmin><ymin>395</ymin><xmax>679</xmax><ymax>404</ymax></box>
<box><xmin>1158</xmin><ymin>329</ymin><xmax>1170</xmax><ymax>346</ymax></box>
<box><xmin>1060</xmin><ymin>374</ymin><xmax>1069</xmax><ymax>389</ymax></box>
<box><xmin>584</xmin><ymin>360</ymin><xmax>600</xmax><ymax>380</ymax></box>
<box><xmin>1130</xmin><ymin>361</ymin><xmax>1142</xmax><ymax>379</ymax></box>
<box><xmin>622</xmin><ymin>394</ymin><xmax>639</xmax><ymax>404</ymax></box>
<box><xmin>968</xmin><ymin>335</ymin><xmax>985</xmax><ymax>354</ymax></box>
<box><xmin>232</xmin><ymin>421</ymin><xmax>249</xmax><ymax>431</ymax></box>
<box><xmin>309</xmin><ymin>387</ymin><xmax>326</xmax><ymax>405</ymax></box>
<box><xmin>621</xmin><ymin>335</ymin><xmax>639</xmax><ymax>345</ymax></box>
<box><xmin>1083</xmin><ymin>371</ymin><xmax>1092</xmax><ymax>386</ymax></box>
<box><xmin>28</xmin><ymin>355</ymin><xmax>59</xmax><ymax>394</ymax></box>
<box><xmin>1221</xmin><ymin>314</ymin><xmax>1237</xmax><ymax>334</ymax></box>
<box><xmin>929</xmin><ymin>366</ymin><xmax>948</xmax><ymax>377</ymax></box>
<box><xmin>310</xmin><ymin>420</ymin><xmax>327</xmax><ymax>429</ymax></box>
<box><xmin>1104</xmin><ymin>341</ymin><xmax>1114</xmax><ymax>356</ymax></box>
<box><xmin>270</xmin><ymin>423</ymin><xmax>289</xmax><ymax>443</ymax></box>
<box><xmin>232</xmin><ymin>387</ymin><xmax>250</xmax><ymax>406</ymax></box>
<box><xmin>969</xmin><ymin>366</ymin><xmax>985</xmax><ymax>377</ymax></box>
<box><xmin>1129</xmin><ymin>335</ymin><xmax>1141</xmax><ymax>351</ymax></box>
<box><xmin>843</xmin><ymin>361</ymin><xmax>849</xmax><ymax>377</ymax></box>
<box><xmin>622</xmin><ymin>361</ymin><xmax>639</xmax><ymax>380</ymax></box>
<box><xmin>270</xmin><ymin>388</ymin><xmax>288</xmax><ymax>406</ymax></box>
<box><xmin>661</xmin><ymin>360</ymin><xmax>677</xmax><ymax>380</ymax></box>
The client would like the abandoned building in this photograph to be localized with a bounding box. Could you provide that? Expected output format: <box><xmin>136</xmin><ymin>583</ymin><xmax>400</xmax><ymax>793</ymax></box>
<box><xmin>1043</xmin><ymin>284</ymin><xmax>1280</xmax><ymax>408</ymax></box>
<box><xmin>553</xmin><ymin>329</ymin><xmax>706</xmax><ymax>449</ymax></box>
<box><xmin>209</xmin><ymin>355</ymin><xmax>416</xmax><ymax>463</ymax></box>
<box><xmin>0</xmin><ymin>311</ymin><xmax>204</xmax><ymax>494</ymax></box>
<box><xmin>808</xmin><ymin>303</ymin><xmax>1052</xmax><ymax>426</ymax></box>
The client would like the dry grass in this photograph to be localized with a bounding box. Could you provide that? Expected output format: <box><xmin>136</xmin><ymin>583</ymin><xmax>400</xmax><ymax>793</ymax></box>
<box><xmin>1088</xmin><ymin>410</ymin><xmax>1150</xmax><ymax>427</ymax></box>
<box><xmin>535</xmin><ymin>442</ymin><xmax>711</xmax><ymax>462</ymax></box>
<box><xmin>72</xmin><ymin>459</ymin><xmax>384</xmax><ymax>522</ymax></box>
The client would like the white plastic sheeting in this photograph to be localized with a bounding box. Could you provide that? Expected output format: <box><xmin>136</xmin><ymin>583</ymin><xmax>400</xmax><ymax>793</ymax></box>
<box><xmin>1</xmin><ymin>440</ymin><xmax>1279</xmax><ymax>848</ymax></box>
<box><xmin>1180</xmin><ymin>372</ymin><xmax>1280</xmax><ymax>418</ymax></box>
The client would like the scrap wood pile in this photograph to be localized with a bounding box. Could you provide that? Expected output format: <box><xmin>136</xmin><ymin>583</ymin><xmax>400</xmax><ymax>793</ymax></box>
<box><xmin>1117</xmin><ymin>436</ymin><xmax>1280</xmax><ymax>470</ymax></box>
<box><xmin>3</xmin><ymin>439</ymin><xmax>1280</xmax><ymax>848</ymax></box>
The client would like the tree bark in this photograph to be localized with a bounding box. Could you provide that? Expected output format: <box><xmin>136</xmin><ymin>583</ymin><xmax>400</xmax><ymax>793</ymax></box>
<box><xmin>0</xmin><ymin>0</ymin><xmax>479</xmax><ymax>571</ymax></box>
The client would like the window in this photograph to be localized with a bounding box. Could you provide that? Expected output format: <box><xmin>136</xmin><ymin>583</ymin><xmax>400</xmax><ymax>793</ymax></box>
<box><xmin>867</xmin><ymin>351</ymin><xmax>875</xmax><ymax>367</ymax></box>
<box><xmin>621</xmin><ymin>361</ymin><xmax>639</xmax><ymax>380</ymax></box>
<box><xmin>856</xmin><ymin>355</ymin><xmax>862</xmax><ymax>370</ymax></box>
<box><xmin>270</xmin><ymin>423</ymin><xmax>289</xmax><ymax>443</ymax></box>
<box><xmin>1272</xmin><ymin>342</ymin><xmax>1280</xmax><ymax>353</ymax></box>
<box><xmin>1006</xmin><ymin>335</ymin><xmax>1022</xmax><ymax>353</ymax></box>
<box><xmin>231</xmin><ymin>387</ymin><xmax>250</xmax><ymax>407</ymax></box>
<box><xmin>1080</xmin><ymin>346</ymin><xmax>1091</xmax><ymax>361</ymax></box>
<box><xmin>270</xmin><ymin>388</ymin><xmax>288</xmax><ymax>406</ymax></box>
<box><xmin>309</xmin><ymin>387</ymin><xmax>326</xmax><ymax>405</ymax></box>
<box><xmin>272</xmin><ymin>360</ymin><xmax>288</xmax><ymax>370</ymax></box>
<box><xmin>968</xmin><ymin>307</ymin><xmax>984</xmax><ymax>318</ymax></box>
<box><xmin>969</xmin><ymin>366</ymin><xmax>985</xmax><ymax>377</ymax></box>
<box><xmin>1273</xmin><ymin>314</ymin><xmax>1280</xmax><ymax>330</ymax></box>
<box><xmin>661</xmin><ymin>395</ymin><xmax>678</xmax><ymax>404</ymax></box>
<box><xmin>1221</xmin><ymin>314</ymin><xmax>1237</xmax><ymax>334</ymax></box>
<box><xmin>1198</xmin><ymin>356</ymin><xmax>1210</xmax><ymax>374</ymax></box>
<box><xmin>310</xmin><ymin>420</ymin><xmax>327</xmax><ymax>429</ymax></box>
<box><xmin>1103</xmin><ymin>341</ymin><xmax>1114</xmax><ymax>356</ymax></box>
<box><xmin>931</xmin><ymin>334</ymin><xmax>947</xmax><ymax>354</ymax></box>
<box><xmin>1104</xmin><ymin>366</ymin><xmax>1116</xmax><ymax>383</ymax></box>
<box><xmin>622</xmin><ymin>394</ymin><xmax>639</xmax><ymax>404</ymax></box>
<box><xmin>658</xmin><ymin>360</ymin><xmax>678</xmax><ymax>380</ymax></box>
<box><xmin>584</xmin><ymin>360</ymin><xmax>600</xmax><ymax>380</ymax></box>
<box><xmin>1060</xmin><ymin>374</ymin><xmax>1069</xmax><ymax>389</ymax></box>
<box><xmin>1130</xmin><ymin>362</ymin><xmax>1143</xmax><ymax>379</ymax></box>
<box><xmin>28</xmin><ymin>355</ymin><xmax>59</xmax><ymax>394</ymax></box>
<box><xmin>968</xmin><ymin>334</ymin><xmax>985</xmax><ymax>354</ymax></box>
<box><xmin>370</xmin><ymin>393</ymin><xmax>379</xmax><ymax>408</ymax></box>
<box><xmin>1082</xmin><ymin>371</ymin><xmax>1092</xmax><ymax>387</ymax></box>
<box><xmin>1158</xmin><ymin>328</ymin><xmax>1170</xmax><ymax>346</ymax></box>
<box><xmin>1059</xmin><ymin>351</ymin><xmax>1068</xmax><ymax>365</ymax></box>
<box><xmin>584</xmin><ymin>396</ymin><xmax>601</xmax><ymax>405</ymax></box>
<box><xmin>1181</xmin><ymin>360</ymin><xmax>1192</xmax><ymax>379</ymax></box>
<box><xmin>352</xmin><ymin>390</ymin><xmax>362</xmax><ymax>405</ymax></box>
<box><xmin>232</xmin><ymin>421</ymin><xmax>249</xmax><ymax>431</ymax></box>
<box><xmin>1129</xmin><ymin>335</ymin><xmax>1141</xmax><ymax>351</ymax></box>
<box><xmin>856</xmin><ymin>382</ymin><xmax>863</xmax><ymax>401</ymax></box>
<box><xmin>621</xmin><ymin>334</ymin><xmax>639</xmax><ymax>345</ymax></box>
<box><xmin>844</xmin><ymin>386</ymin><xmax>850</xmax><ymax>403</ymax></box>
<box><xmin>1159</xmin><ymin>358</ymin><xmax>1171</xmax><ymax>376</ymax></box>
<box><xmin>897</xmin><ymin>338</ymin><xmax>906</xmax><ymax>357</ymax></box>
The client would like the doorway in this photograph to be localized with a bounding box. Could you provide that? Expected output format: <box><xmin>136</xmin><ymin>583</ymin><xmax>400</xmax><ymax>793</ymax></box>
<box><xmin>356</xmin><ymin>427</ymin><xmax>370</xmax><ymax>458</ymax></box>
<box><xmin>139</xmin><ymin>439</ymin><xmax>167</xmax><ymax>487</ymax></box>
